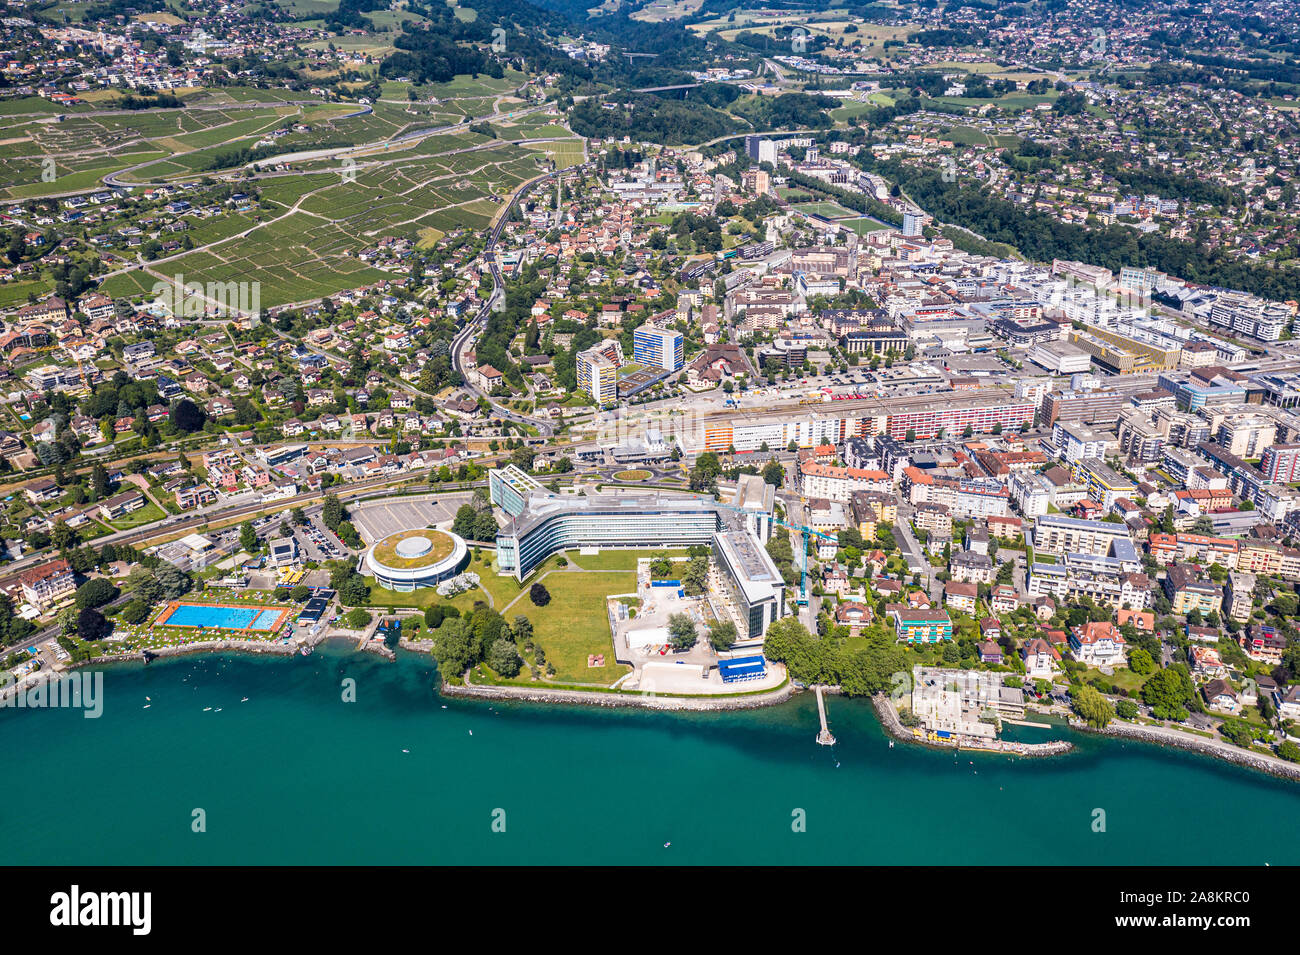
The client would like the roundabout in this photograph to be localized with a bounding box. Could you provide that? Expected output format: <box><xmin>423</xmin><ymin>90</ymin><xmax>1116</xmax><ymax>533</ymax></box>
<box><xmin>612</xmin><ymin>469</ymin><xmax>653</xmax><ymax>482</ymax></box>
<box><xmin>364</xmin><ymin>527</ymin><xmax>469</xmax><ymax>591</ymax></box>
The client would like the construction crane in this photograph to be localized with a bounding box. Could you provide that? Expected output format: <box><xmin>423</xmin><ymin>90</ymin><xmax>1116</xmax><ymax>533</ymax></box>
<box><xmin>712</xmin><ymin>500</ymin><xmax>838</xmax><ymax>607</ymax></box>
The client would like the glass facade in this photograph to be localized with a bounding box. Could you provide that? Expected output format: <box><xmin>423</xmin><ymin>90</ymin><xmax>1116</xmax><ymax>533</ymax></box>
<box><xmin>710</xmin><ymin>531</ymin><xmax>783</xmax><ymax>641</ymax></box>
<box><xmin>500</xmin><ymin>503</ymin><xmax>720</xmax><ymax>581</ymax></box>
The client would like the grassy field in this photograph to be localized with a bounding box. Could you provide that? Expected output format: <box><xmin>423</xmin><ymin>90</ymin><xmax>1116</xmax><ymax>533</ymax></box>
<box><xmin>107</xmin><ymin>499</ymin><xmax>167</xmax><ymax>530</ymax></box>
<box><xmin>942</xmin><ymin>124</ymin><xmax>993</xmax><ymax>146</ymax></box>
<box><xmin>0</xmin><ymin>89</ymin><xmax>521</xmax><ymax>200</ymax></box>
<box><xmin>630</xmin><ymin>0</ymin><xmax>705</xmax><ymax>21</ymax></box>
<box><xmin>364</xmin><ymin>584</ymin><xmax>483</xmax><ymax>616</ymax></box>
<box><xmin>561</xmin><ymin>548</ymin><xmax>688</xmax><ymax>572</ymax></box>
<box><xmin>510</xmin><ymin>569</ymin><xmax>636</xmax><ymax>682</ymax></box>
<box><xmin>519</xmin><ymin>138</ymin><xmax>586</xmax><ymax>167</ymax></box>
<box><xmin>0</xmin><ymin>278</ymin><xmax>53</xmax><ymax>308</ymax></box>
<box><xmin>792</xmin><ymin>199</ymin><xmax>860</xmax><ymax>219</ymax></box>
<box><xmin>838</xmin><ymin>216</ymin><xmax>890</xmax><ymax>236</ymax></box>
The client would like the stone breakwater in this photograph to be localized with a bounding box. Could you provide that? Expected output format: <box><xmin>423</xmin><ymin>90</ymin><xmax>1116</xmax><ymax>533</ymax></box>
<box><xmin>442</xmin><ymin>674</ymin><xmax>796</xmax><ymax>711</ymax></box>
<box><xmin>83</xmin><ymin>639</ymin><xmax>300</xmax><ymax>666</ymax></box>
<box><xmin>1082</xmin><ymin>720</ymin><xmax>1300</xmax><ymax>782</ymax></box>
<box><xmin>871</xmin><ymin>694</ymin><xmax>1074</xmax><ymax>757</ymax></box>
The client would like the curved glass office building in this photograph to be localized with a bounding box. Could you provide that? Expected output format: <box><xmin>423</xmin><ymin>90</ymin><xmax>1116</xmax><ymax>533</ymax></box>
<box><xmin>493</xmin><ymin>483</ymin><xmax>721</xmax><ymax>581</ymax></box>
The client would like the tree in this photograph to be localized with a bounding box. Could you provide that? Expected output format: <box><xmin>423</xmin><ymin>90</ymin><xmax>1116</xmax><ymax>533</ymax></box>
<box><xmin>667</xmin><ymin>612</ymin><xmax>697</xmax><ymax>650</ymax></box>
<box><xmin>171</xmin><ymin>398</ymin><xmax>206</xmax><ymax>432</ymax></box>
<box><xmin>762</xmin><ymin>458</ymin><xmax>785</xmax><ymax>487</ymax></box>
<box><xmin>52</xmin><ymin>519</ymin><xmax>76</xmax><ymax>552</ymax></box>
<box><xmin>512</xmin><ymin>614</ymin><xmax>534</xmax><ymax>644</ymax></box>
<box><xmin>336</xmin><ymin>521</ymin><xmax>362</xmax><ymax>549</ymax></box>
<box><xmin>510</xmin><ymin>446</ymin><xmax>535</xmax><ymax>472</ymax></box>
<box><xmin>338</xmin><ymin>574</ymin><xmax>369</xmax><ymax>606</ymax></box>
<box><xmin>1071</xmin><ymin>685</ymin><xmax>1114</xmax><ymax>728</ymax></box>
<box><xmin>290</xmin><ymin>585</ymin><xmax>312</xmax><ymax>602</ymax></box>
<box><xmin>529</xmin><ymin>582</ymin><xmax>551</xmax><ymax>607</ymax></box>
<box><xmin>707</xmin><ymin>620</ymin><xmax>737</xmax><ymax>652</ymax></box>
<box><xmin>1115</xmin><ymin>698</ymin><xmax>1138</xmax><ymax>720</ymax></box>
<box><xmin>239</xmin><ymin>521</ymin><xmax>258</xmax><ymax>553</ymax></box>
<box><xmin>682</xmin><ymin>556</ymin><xmax>709</xmax><ymax>596</ymax></box>
<box><xmin>321</xmin><ymin>494</ymin><xmax>345</xmax><ymax>531</ymax></box>
<box><xmin>452</xmin><ymin>503</ymin><xmax>484</xmax><ymax>540</ymax></box>
<box><xmin>1128</xmin><ymin>647</ymin><xmax>1156</xmax><ymax>675</ymax></box>
<box><xmin>1218</xmin><ymin>719</ymin><xmax>1258</xmax><ymax>749</ymax></box>
<box><xmin>154</xmin><ymin>564</ymin><xmax>193</xmax><ymax>600</ymax></box>
<box><xmin>127</xmin><ymin>566</ymin><xmax>163</xmax><ymax>604</ymax></box>
<box><xmin>431</xmin><ymin>617</ymin><xmax>478</xmax><ymax>676</ymax></box>
<box><xmin>488</xmin><ymin>638</ymin><xmax>522</xmax><ymax>677</ymax></box>
<box><xmin>688</xmin><ymin>451</ymin><xmax>722</xmax><ymax>492</ymax></box>
<box><xmin>343</xmin><ymin>607</ymin><xmax>372</xmax><ymax>630</ymax></box>
<box><xmin>76</xmin><ymin>608</ymin><xmax>111</xmax><ymax>641</ymax></box>
<box><xmin>473</xmin><ymin>509</ymin><xmax>498</xmax><ymax>542</ymax></box>
<box><xmin>90</xmin><ymin>463</ymin><xmax>110</xmax><ymax>499</ymax></box>
<box><xmin>74</xmin><ymin>578</ymin><xmax>118</xmax><ymax>610</ymax></box>
<box><xmin>1141</xmin><ymin>667</ymin><xmax>1196</xmax><ymax>721</ymax></box>
<box><xmin>120</xmin><ymin>599</ymin><xmax>150</xmax><ymax>625</ymax></box>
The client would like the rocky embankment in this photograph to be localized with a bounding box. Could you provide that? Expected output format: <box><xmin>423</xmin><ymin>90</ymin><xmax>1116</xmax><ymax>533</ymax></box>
<box><xmin>442</xmin><ymin>674</ymin><xmax>795</xmax><ymax>710</ymax></box>
<box><xmin>1084</xmin><ymin>719</ymin><xmax>1300</xmax><ymax>782</ymax></box>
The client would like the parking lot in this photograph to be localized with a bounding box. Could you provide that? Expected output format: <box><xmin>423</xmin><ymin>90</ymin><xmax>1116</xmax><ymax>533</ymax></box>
<box><xmin>350</xmin><ymin>495</ymin><xmax>469</xmax><ymax>543</ymax></box>
<box><xmin>295</xmin><ymin>518</ymin><xmax>344</xmax><ymax>561</ymax></box>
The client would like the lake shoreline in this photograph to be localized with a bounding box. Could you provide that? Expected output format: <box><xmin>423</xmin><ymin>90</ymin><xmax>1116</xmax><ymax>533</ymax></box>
<box><xmin>1077</xmin><ymin>719</ymin><xmax>1300</xmax><ymax>783</ymax></box>
<box><xmin>439</xmin><ymin>669</ymin><xmax>797</xmax><ymax>711</ymax></box>
<box><xmin>51</xmin><ymin>640</ymin><xmax>1300</xmax><ymax>782</ymax></box>
<box><xmin>870</xmin><ymin>693</ymin><xmax>1075</xmax><ymax>758</ymax></box>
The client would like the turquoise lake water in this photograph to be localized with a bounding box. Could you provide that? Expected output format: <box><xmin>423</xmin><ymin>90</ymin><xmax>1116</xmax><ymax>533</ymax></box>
<box><xmin>1</xmin><ymin>646</ymin><xmax>1297</xmax><ymax>865</ymax></box>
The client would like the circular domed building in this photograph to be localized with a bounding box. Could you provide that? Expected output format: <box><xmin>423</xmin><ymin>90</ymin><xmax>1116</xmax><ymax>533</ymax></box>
<box><xmin>364</xmin><ymin>528</ymin><xmax>468</xmax><ymax>592</ymax></box>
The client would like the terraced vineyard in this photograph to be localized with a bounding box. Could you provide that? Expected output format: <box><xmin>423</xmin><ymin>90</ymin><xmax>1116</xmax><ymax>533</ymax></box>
<box><xmin>99</xmin><ymin>138</ymin><xmax>547</xmax><ymax>307</ymax></box>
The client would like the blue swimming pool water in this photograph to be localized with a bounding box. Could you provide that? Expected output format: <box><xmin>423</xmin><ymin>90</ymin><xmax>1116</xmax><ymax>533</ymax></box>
<box><xmin>162</xmin><ymin>604</ymin><xmax>280</xmax><ymax>630</ymax></box>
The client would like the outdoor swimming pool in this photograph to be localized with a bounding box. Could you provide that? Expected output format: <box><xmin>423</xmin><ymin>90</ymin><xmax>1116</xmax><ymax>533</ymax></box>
<box><xmin>156</xmin><ymin>604</ymin><xmax>287</xmax><ymax>631</ymax></box>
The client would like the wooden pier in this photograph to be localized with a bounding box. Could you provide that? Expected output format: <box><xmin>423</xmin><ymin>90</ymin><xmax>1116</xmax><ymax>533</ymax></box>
<box><xmin>815</xmin><ymin>685</ymin><xmax>836</xmax><ymax>746</ymax></box>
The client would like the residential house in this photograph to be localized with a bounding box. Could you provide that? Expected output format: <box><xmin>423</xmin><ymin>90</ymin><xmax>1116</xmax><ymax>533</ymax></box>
<box><xmin>19</xmin><ymin>558</ymin><xmax>75</xmax><ymax>611</ymax></box>
<box><xmin>1021</xmin><ymin>637</ymin><xmax>1061</xmax><ymax>679</ymax></box>
<box><xmin>887</xmin><ymin>606</ymin><xmax>953</xmax><ymax>644</ymax></box>
<box><xmin>943</xmin><ymin>581</ymin><xmax>978</xmax><ymax>615</ymax></box>
<box><xmin>1069</xmin><ymin>621</ymin><xmax>1127</xmax><ymax>668</ymax></box>
<box><xmin>1202</xmin><ymin>679</ymin><xmax>1240</xmax><ymax>715</ymax></box>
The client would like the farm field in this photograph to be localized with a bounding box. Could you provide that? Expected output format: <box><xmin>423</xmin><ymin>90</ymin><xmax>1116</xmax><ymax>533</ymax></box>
<box><xmin>0</xmin><ymin>89</ymin><xmax>514</xmax><ymax>198</ymax></box>
<box><xmin>0</xmin><ymin>100</ymin><xmax>323</xmax><ymax>197</ymax></box>
<box><xmin>520</xmin><ymin>138</ymin><xmax>586</xmax><ymax>167</ymax></box>
<box><xmin>630</xmin><ymin>0</ymin><xmax>705</xmax><ymax>21</ymax></box>
<box><xmin>101</xmin><ymin>137</ymin><xmax>540</xmax><ymax>307</ymax></box>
